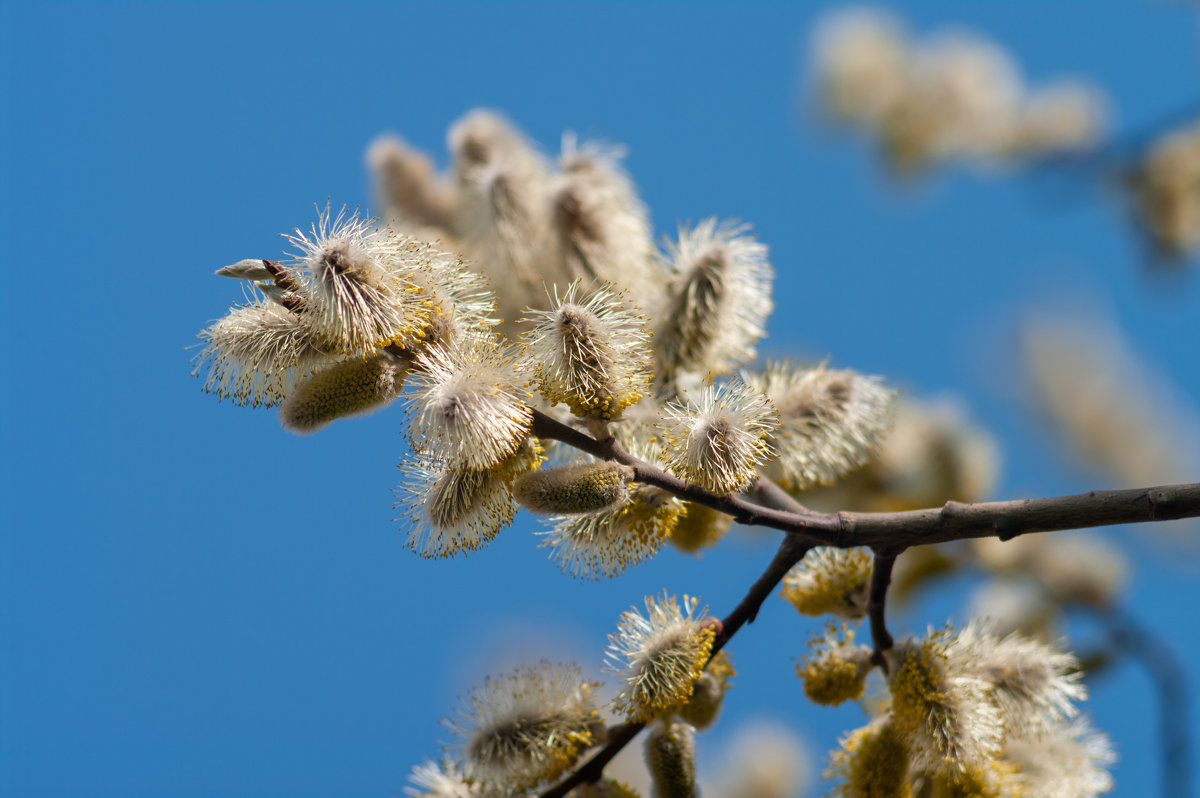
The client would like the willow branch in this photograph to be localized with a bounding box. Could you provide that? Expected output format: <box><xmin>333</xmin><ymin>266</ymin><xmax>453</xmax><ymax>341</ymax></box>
<box><xmin>536</xmin><ymin>486</ymin><xmax>814</xmax><ymax>798</ymax></box>
<box><xmin>1101</xmin><ymin>609</ymin><xmax>1190</xmax><ymax>798</ymax></box>
<box><xmin>867</xmin><ymin>550</ymin><xmax>898</xmax><ymax>670</ymax></box>
<box><xmin>531</xmin><ymin>409</ymin><xmax>1200</xmax><ymax>548</ymax></box>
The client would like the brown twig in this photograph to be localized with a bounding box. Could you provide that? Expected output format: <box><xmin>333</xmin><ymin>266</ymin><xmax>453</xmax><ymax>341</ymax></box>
<box><xmin>867</xmin><ymin>550</ymin><xmax>899</xmax><ymax>670</ymax></box>
<box><xmin>528</xmin><ymin>409</ymin><xmax>1200</xmax><ymax>796</ymax></box>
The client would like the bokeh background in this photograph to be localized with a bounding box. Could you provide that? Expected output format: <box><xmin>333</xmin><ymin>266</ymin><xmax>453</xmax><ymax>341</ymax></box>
<box><xmin>4</xmin><ymin>2</ymin><xmax>1200</xmax><ymax>796</ymax></box>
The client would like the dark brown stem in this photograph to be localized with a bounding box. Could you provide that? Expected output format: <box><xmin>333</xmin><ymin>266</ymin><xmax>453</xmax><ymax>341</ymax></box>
<box><xmin>867</xmin><ymin>550</ymin><xmax>898</xmax><ymax>670</ymax></box>
<box><xmin>528</xmin><ymin>408</ymin><xmax>1200</xmax><ymax>796</ymax></box>
<box><xmin>534</xmin><ymin>408</ymin><xmax>1200</xmax><ymax>549</ymax></box>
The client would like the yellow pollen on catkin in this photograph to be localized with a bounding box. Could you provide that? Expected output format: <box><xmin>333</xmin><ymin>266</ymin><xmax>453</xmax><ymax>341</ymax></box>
<box><xmin>829</xmin><ymin>719</ymin><xmax>912</xmax><ymax>798</ymax></box>
<box><xmin>668</xmin><ymin>502</ymin><xmax>733</xmax><ymax>554</ymax></box>
<box><xmin>780</xmin><ymin>547</ymin><xmax>874</xmax><ymax>620</ymax></box>
<box><xmin>676</xmin><ymin>650</ymin><xmax>735</xmax><ymax>729</ymax></box>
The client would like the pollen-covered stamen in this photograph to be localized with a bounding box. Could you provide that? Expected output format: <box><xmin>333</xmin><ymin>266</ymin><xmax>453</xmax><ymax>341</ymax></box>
<box><xmin>886</xmin><ymin>630</ymin><xmax>1004</xmax><ymax>778</ymax></box>
<box><xmin>606</xmin><ymin>593</ymin><xmax>715</xmax><ymax>721</ymax></box>
<box><xmin>797</xmin><ymin>625</ymin><xmax>873</xmax><ymax>706</ymax></box>
<box><xmin>522</xmin><ymin>281</ymin><xmax>652</xmax><ymax>421</ymax></box>
<box><xmin>827</xmin><ymin>716</ymin><xmax>911</xmax><ymax>798</ymax></box>
<box><xmin>538</xmin><ymin>484</ymin><xmax>682</xmax><ymax>580</ymax></box>
<box><xmin>780</xmin><ymin>546</ymin><xmax>874</xmax><ymax>620</ymax></box>
<box><xmin>407</xmin><ymin>341</ymin><xmax>533</xmax><ymax>470</ymax></box>
<box><xmin>658</xmin><ymin>380</ymin><xmax>779</xmax><ymax>494</ymax></box>
<box><xmin>286</xmin><ymin>205</ymin><xmax>430</xmax><ymax>355</ymax></box>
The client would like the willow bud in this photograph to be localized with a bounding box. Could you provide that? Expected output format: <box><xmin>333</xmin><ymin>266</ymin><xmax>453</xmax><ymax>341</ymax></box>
<box><xmin>645</xmin><ymin>720</ymin><xmax>696</xmax><ymax>798</ymax></box>
<box><xmin>514</xmin><ymin>462</ymin><xmax>635</xmax><ymax>515</ymax></box>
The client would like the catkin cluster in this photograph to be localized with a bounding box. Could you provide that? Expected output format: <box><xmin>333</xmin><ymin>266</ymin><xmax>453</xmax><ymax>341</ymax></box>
<box><xmin>813</xmin><ymin>6</ymin><xmax>1105</xmax><ymax>174</ymax></box>
<box><xmin>192</xmin><ymin>102</ymin><xmax>1115</xmax><ymax>798</ymax></box>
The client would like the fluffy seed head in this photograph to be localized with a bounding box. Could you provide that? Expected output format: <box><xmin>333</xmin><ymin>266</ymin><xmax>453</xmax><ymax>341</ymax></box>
<box><xmin>797</xmin><ymin>625</ymin><xmax>873</xmax><ymax>706</ymax></box>
<box><xmin>746</xmin><ymin>361</ymin><xmax>894</xmax><ymax>490</ymax></box>
<box><xmin>279</xmin><ymin>353</ymin><xmax>407</xmax><ymax>433</ymax></box>
<box><xmin>285</xmin><ymin>204</ymin><xmax>430</xmax><ymax>355</ymax></box>
<box><xmin>655</xmin><ymin>219</ymin><xmax>773</xmax><ymax>379</ymax></box>
<box><xmin>645</xmin><ymin>720</ymin><xmax>697</xmax><ymax>798</ymax></box>
<box><xmin>658</xmin><ymin>380</ymin><xmax>779</xmax><ymax>494</ymax></box>
<box><xmin>539</xmin><ymin>484</ymin><xmax>683</xmax><ymax>580</ymax></box>
<box><xmin>887</xmin><ymin>630</ymin><xmax>1004</xmax><ymax>778</ymax></box>
<box><xmin>192</xmin><ymin>300</ymin><xmax>330</xmax><ymax>407</ymax></box>
<box><xmin>522</xmin><ymin>281</ymin><xmax>652</xmax><ymax>420</ymax></box>
<box><xmin>514</xmin><ymin>461</ymin><xmax>635</xmax><ymax>515</ymax></box>
<box><xmin>781</xmin><ymin>546</ymin><xmax>874</xmax><ymax>620</ymax></box>
<box><xmin>606</xmin><ymin>593</ymin><xmax>715</xmax><ymax>721</ymax></box>
<box><xmin>827</xmin><ymin>717</ymin><xmax>912</xmax><ymax>798</ymax></box>
<box><xmin>407</xmin><ymin>341</ymin><xmax>533</xmax><ymax>470</ymax></box>
<box><xmin>448</xmin><ymin>661</ymin><xmax>598</xmax><ymax>792</ymax></box>
<box><xmin>397</xmin><ymin>438</ymin><xmax>543</xmax><ymax>559</ymax></box>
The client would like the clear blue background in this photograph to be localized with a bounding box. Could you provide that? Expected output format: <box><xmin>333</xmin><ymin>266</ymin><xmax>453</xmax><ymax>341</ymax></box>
<box><xmin>4</xmin><ymin>2</ymin><xmax>1200</xmax><ymax>796</ymax></box>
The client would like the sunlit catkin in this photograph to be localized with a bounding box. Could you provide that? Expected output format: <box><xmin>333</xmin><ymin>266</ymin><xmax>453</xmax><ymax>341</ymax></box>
<box><xmin>655</xmin><ymin>219</ymin><xmax>773</xmax><ymax>379</ymax></box>
<box><xmin>523</xmin><ymin>281</ymin><xmax>652</xmax><ymax>420</ymax></box>
<box><xmin>645</xmin><ymin>720</ymin><xmax>697</xmax><ymax>798</ymax></box>
<box><xmin>396</xmin><ymin>438</ymin><xmax>542</xmax><ymax>559</ymax></box>
<box><xmin>407</xmin><ymin>341</ymin><xmax>533</xmax><ymax>470</ymax></box>
<box><xmin>448</xmin><ymin>661</ymin><xmax>598</xmax><ymax>793</ymax></box>
<box><xmin>450</xmin><ymin>109</ymin><xmax>554</xmax><ymax>332</ymax></box>
<box><xmin>797</xmin><ymin>625</ymin><xmax>872</xmax><ymax>706</ymax></box>
<box><xmin>886</xmin><ymin>630</ymin><xmax>1003</xmax><ymax>778</ymax></box>
<box><xmin>606</xmin><ymin>593</ymin><xmax>715</xmax><ymax>721</ymax></box>
<box><xmin>285</xmin><ymin>205</ymin><xmax>429</xmax><ymax>355</ymax></box>
<box><xmin>746</xmin><ymin>361</ymin><xmax>893</xmax><ymax>490</ymax></box>
<box><xmin>827</xmin><ymin>717</ymin><xmax>912</xmax><ymax>798</ymax></box>
<box><xmin>279</xmin><ymin>353</ymin><xmax>408</xmax><ymax>433</ymax></box>
<box><xmin>548</xmin><ymin>135</ymin><xmax>661</xmax><ymax>304</ymax></box>
<box><xmin>676</xmin><ymin>650</ymin><xmax>734</xmax><ymax>730</ymax></box>
<box><xmin>514</xmin><ymin>461</ymin><xmax>635</xmax><ymax>515</ymax></box>
<box><xmin>192</xmin><ymin>300</ymin><xmax>330</xmax><ymax>407</ymax></box>
<box><xmin>668</xmin><ymin>502</ymin><xmax>733</xmax><ymax>555</ymax></box>
<box><xmin>781</xmin><ymin>547</ymin><xmax>873</xmax><ymax>620</ymax></box>
<box><xmin>812</xmin><ymin>6</ymin><xmax>909</xmax><ymax>125</ymax></box>
<box><xmin>658</xmin><ymin>380</ymin><xmax>779</xmax><ymax>494</ymax></box>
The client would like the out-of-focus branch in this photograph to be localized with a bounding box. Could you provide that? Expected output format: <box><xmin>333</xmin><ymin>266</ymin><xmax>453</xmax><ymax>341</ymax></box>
<box><xmin>1101</xmin><ymin>609</ymin><xmax>1190</xmax><ymax>798</ymax></box>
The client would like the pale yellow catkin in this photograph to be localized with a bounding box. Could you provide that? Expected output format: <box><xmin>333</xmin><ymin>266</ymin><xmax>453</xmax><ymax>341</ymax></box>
<box><xmin>280</xmin><ymin>355</ymin><xmax>407</xmax><ymax>433</ymax></box>
<box><xmin>513</xmin><ymin>462</ymin><xmax>635</xmax><ymax>515</ymax></box>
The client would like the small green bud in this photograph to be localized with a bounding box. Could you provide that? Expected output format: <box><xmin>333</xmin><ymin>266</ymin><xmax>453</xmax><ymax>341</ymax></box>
<box><xmin>280</xmin><ymin>355</ymin><xmax>407</xmax><ymax>434</ymax></box>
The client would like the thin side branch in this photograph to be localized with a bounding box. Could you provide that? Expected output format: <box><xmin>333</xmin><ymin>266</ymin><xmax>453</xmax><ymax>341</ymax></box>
<box><xmin>867</xmin><ymin>550</ymin><xmax>898</xmax><ymax>670</ymax></box>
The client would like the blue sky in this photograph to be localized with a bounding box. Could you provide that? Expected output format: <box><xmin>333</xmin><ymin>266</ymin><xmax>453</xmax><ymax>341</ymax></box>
<box><xmin>4</xmin><ymin>2</ymin><xmax>1200</xmax><ymax>796</ymax></box>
